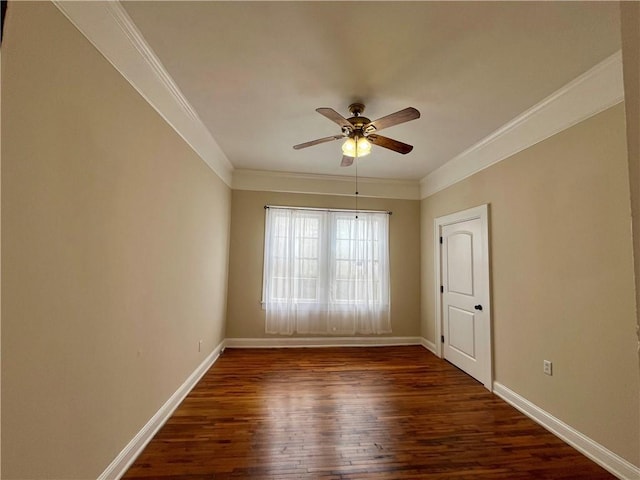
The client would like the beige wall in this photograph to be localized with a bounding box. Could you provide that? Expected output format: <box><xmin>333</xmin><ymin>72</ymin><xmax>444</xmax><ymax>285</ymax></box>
<box><xmin>227</xmin><ymin>190</ymin><xmax>421</xmax><ymax>338</ymax></box>
<box><xmin>421</xmin><ymin>104</ymin><xmax>639</xmax><ymax>465</ymax></box>
<box><xmin>1</xmin><ymin>1</ymin><xmax>637</xmax><ymax>478</ymax></box>
<box><xmin>1</xmin><ymin>3</ymin><xmax>231</xmax><ymax>478</ymax></box>
<box><xmin>620</xmin><ymin>1</ymin><xmax>640</xmax><ymax>365</ymax></box>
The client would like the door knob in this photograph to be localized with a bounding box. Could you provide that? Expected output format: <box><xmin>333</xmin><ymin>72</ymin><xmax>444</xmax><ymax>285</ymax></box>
<box><xmin>474</xmin><ymin>304</ymin><xmax>483</xmax><ymax>311</ymax></box>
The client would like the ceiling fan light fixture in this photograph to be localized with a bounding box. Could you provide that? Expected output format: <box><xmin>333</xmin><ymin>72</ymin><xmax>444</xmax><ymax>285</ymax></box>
<box><xmin>357</xmin><ymin>137</ymin><xmax>371</xmax><ymax>156</ymax></box>
<box><xmin>342</xmin><ymin>136</ymin><xmax>371</xmax><ymax>158</ymax></box>
<box><xmin>341</xmin><ymin>137</ymin><xmax>356</xmax><ymax>156</ymax></box>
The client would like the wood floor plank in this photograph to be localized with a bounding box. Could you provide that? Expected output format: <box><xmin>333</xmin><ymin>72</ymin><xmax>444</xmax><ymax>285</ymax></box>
<box><xmin>123</xmin><ymin>346</ymin><xmax>615</xmax><ymax>479</ymax></box>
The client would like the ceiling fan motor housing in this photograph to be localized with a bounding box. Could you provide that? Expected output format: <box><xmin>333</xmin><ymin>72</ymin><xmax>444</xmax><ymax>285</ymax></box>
<box><xmin>347</xmin><ymin>116</ymin><xmax>371</xmax><ymax>131</ymax></box>
<box><xmin>347</xmin><ymin>103</ymin><xmax>371</xmax><ymax>134</ymax></box>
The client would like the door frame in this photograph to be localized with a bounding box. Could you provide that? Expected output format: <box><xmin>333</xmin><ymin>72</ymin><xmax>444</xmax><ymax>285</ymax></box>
<box><xmin>434</xmin><ymin>204</ymin><xmax>493</xmax><ymax>390</ymax></box>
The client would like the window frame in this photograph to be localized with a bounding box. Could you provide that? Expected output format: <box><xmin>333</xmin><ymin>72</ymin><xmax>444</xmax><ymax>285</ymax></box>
<box><xmin>261</xmin><ymin>206</ymin><xmax>390</xmax><ymax>308</ymax></box>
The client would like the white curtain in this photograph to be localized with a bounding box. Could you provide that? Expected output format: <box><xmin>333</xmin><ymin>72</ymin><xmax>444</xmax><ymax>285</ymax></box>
<box><xmin>263</xmin><ymin>207</ymin><xmax>391</xmax><ymax>335</ymax></box>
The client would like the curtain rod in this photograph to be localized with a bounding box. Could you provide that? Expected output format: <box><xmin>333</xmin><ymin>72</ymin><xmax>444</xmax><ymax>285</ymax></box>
<box><xmin>264</xmin><ymin>205</ymin><xmax>392</xmax><ymax>215</ymax></box>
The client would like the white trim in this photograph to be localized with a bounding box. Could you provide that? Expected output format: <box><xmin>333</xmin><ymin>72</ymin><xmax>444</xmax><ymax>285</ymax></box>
<box><xmin>420</xmin><ymin>337</ymin><xmax>437</xmax><ymax>354</ymax></box>
<box><xmin>52</xmin><ymin>1</ymin><xmax>234</xmax><ymax>187</ymax></box>
<box><xmin>233</xmin><ymin>169</ymin><xmax>421</xmax><ymax>200</ymax></box>
<box><xmin>51</xmin><ymin>1</ymin><xmax>623</xmax><ymax>198</ymax></box>
<box><xmin>97</xmin><ymin>341</ymin><xmax>225</xmax><ymax>480</ymax></box>
<box><xmin>493</xmin><ymin>382</ymin><xmax>640</xmax><ymax>480</ymax></box>
<box><xmin>434</xmin><ymin>204</ymin><xmax>492</xmax><ymax>391</ymax></box>
<box><xmin>224</xmin><ymin>336</ymin><xmax>423</xmax><ymax>349</ymax></box>
<box><xmin>420</xmin><ymin>51</ymin><xmax>625</xmax><ymax>198</ymax></box>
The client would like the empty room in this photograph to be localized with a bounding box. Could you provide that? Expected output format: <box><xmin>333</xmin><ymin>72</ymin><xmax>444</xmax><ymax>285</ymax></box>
<box><xmin>2</xmin><ymin>1</ymin><xmax>639</xmax><ymax>479</ymax></box>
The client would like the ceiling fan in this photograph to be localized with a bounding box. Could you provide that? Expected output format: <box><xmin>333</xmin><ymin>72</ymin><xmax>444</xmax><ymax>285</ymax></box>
<box><xmin>293</xmin><ymin>103</ymin><xmax>420</xmax><ymax>167</ymax></box>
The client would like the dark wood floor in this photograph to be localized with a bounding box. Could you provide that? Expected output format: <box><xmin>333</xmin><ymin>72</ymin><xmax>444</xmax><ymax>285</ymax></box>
<box><xmin>124</xmin><ymin>346</ymin><xmax>614</xmax><ymax>479</ymax></box>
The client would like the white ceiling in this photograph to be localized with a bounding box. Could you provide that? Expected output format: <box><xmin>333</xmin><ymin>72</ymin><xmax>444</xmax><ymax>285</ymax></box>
<box><xmin>119</xmin><ymin>1</ymin><xmax>621</xmax><ymax>182</ymax></box>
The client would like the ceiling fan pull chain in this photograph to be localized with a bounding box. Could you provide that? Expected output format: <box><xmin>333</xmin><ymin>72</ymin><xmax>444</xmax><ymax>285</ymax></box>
<box><xmin>355</xmin><ymin>139</ymin><xmax>359</xmax><ymax>219</ymax></box>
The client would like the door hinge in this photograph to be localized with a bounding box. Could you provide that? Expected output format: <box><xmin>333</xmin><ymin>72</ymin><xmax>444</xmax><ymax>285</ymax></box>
<box><xmin>440</xmin><ymin>285</ymin><xmax>444</xmax><ymax>293</ymax></box>
<box><xmin>441</xmin><ymin>335</ymin><xmax>445</xmax><ymax>343</ymax></box>
<box><xmin>439</xmin><ymin>236</ymin><xmax>443</xmax><ymax>244</ymax></box>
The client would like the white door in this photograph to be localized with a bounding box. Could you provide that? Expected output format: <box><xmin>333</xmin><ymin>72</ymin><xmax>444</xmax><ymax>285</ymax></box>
<box><xmin>437</xmin><ymin>206</ymin><xmax>491</xmax><ymax>389</ymax></box>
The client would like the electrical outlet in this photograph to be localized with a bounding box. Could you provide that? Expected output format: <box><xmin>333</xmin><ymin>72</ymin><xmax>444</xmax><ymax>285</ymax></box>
<box><xmin>543</xmin><ymin>360</ymin><xmax>553</xmax><ymax>376</ymax></box>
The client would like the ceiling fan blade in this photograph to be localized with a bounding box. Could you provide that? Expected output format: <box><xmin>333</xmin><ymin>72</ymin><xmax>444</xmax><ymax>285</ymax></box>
<box><xmin>366</xmin><ymin>107</ymin><xmax>420</xmax><ymax>132</ymax></box>
<box><xmin>367</xmin><ymin>134</ymin><xmax>414</xmax><ymax>154</ymax></box>
<box><xmin>293</xmin><ymin>134</ymin><xmax>344</xmax><ymax>150</ymax></box>
<box><xmin>316</xmin><ymin>108</ymin><xmax>353</xmax><ymax>131</ymax></box>
<box><xmin>340</xmin><ymin>156</ymin><xmax>354</xmax><ymax>167</ymax></box>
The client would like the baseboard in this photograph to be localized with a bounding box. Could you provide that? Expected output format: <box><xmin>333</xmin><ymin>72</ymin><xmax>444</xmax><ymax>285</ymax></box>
<box><xmin>99</xmin><ymin>342</ymin><xmax>639</xmax><ymax>480</ymax></box>
<box><xmin>493</xmin><ymin>382</ymin><xmax>640</xmax><ymax>480</ymax></box>
<box><xmin>98</xmin><ymin>341</ymin><xmax>225</xmax><ymax>480</ymax></box>
<box><xmin>224</xmin><ymin>336</ymin><xmax>423</xmax><ymax>348</ymax></box>
<box><xmin>420</xmin><ymin>337</ymin><xmax>437</xmax><ymax>354</ymax></box>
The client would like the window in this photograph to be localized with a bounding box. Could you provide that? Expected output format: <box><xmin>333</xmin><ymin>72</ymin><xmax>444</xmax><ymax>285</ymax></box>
<box><xmin>262</xmin><ymin>207</ymin><xmax>390</xmax><ymax>335</ymax></box>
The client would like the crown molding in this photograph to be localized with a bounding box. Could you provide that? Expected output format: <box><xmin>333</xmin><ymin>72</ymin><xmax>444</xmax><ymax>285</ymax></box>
<box><xmin>52</xmin><ymin>0</ymin><xmax>234</xmax><ymax>187</ymax></box>
<box><xmin>420</xmin><ymin>51</ymin><xmax>625</xmax><ymax>199</ymax></box>
<box><xmin>52</xmin><ymin>2</ymin><xmax>623</xmax><ymax>198</ymax></box>
<box><xmin>232</xmin><ymin>169</ymin><xmax>421</xmax><ymax>200</ymax></box>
